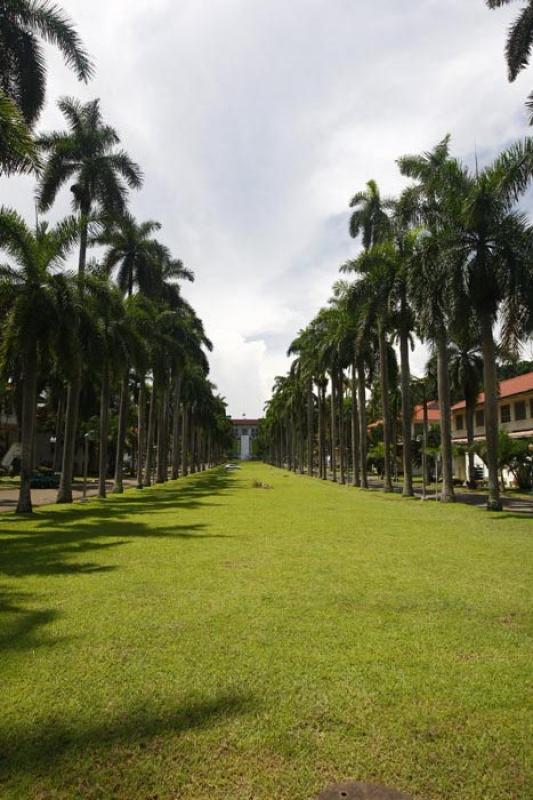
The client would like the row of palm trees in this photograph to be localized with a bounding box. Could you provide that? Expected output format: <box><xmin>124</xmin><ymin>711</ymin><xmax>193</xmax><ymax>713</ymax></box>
<box><xmin>263</xmin><ymin>135</ymin><xmax>533</xmax><ymax>512</ymax></box>
<box><xmin>0</xmin><ymin>1</ymin><xmax>232</xmax><ymax>513</ymax></box>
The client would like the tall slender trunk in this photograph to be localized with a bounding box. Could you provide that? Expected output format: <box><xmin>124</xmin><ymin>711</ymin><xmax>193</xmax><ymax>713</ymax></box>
<box><xmin>351</xmin><ymin>360</ymin><xmax>360</xmax><ymax>487</ymax></box>
<box><xmin>16</xmin><ymin>348</ymin><xmax>38</xmax><ymax>514</ymax></box>
<box><xmin>156</xmin><ymin>380</ymin><xmax>167</xmax><ymax>483</ymax></box>
<box><xmin>465</xmin><ymin>397</ymin><xmax>476</xmax><ymax>488</ymax></box>
<box><xmin>113</xmin><ymin>372</ymin><xmax>129</xmax><ymax>494</ymax></box>
<box><xmin>143</xmin><ymin>385</ymin><xmax>156</xmax><ymax>487</ymax></box>
<box><xmin>357</xmin><ymin>360</ymin><xmax>368</xmax><ymax>489</ymax></box>
<box><xmin>298</xmin><ymin>413</ymin><xmax>304</xmax><ymax>474</ymax></box>
<box><xmin>307</xmin><ymin>381</ymin><xmax>313</xmax><ymax>477</ymax></box>
<box><xmin>436</xmin><ymin>326</ymin><xmax>455</xmax><ymax>503</ymax></box>
<box><xmin>480</xmin><ymin>313</ymin><xmax>502</xmax><ymax>511</ymax></box>
<box><xmin>318</xmin><ymin>384</ymin><xmax>325</xmax><ymax>479</ymax></box>
<box><xmin>338</xmin><ymin>368</ymin><xmax>346</xmax><ymax>484</ymax></box>
<box><xmin>422</xmin><ymin>397</ymin><xmax>429</xmax><ymax>495</ymax></box>
<box><xmin>330</xmin><ymin>373</ymin><xmax>337</xmax><ymax>482</ymax></box>
<box><xmin>378</xmin><ymin>321</ymin><xmax>393</xmax><ymax>492</ymax></box>
<box><xmin>171</xmin><ymin>372</ymin><xmax>182</xmax><ymax>480</ymax></box>
<box><xmin>391</xmin><ymin>399</ymin><xmax>398</xmax><ymax>483</ymax></box>
<box><xmin>98</xmin><ymin>365</ymin><xmax>110</xmax><ymax>498</ymax></box>
<box><xmin>399</xmin><ymin>319</ymin><xmax>414</xmax><ymax>497</ymax></box>
<box><xmin>136</xmin><ymin>379</ymin><xmax>146</xmax><ymax>489</ymax></box>
<box><xmin>190</xmin><ymin>418</ymin><xmax>196</xmax><ymax>473</ymax></box>
<box><xmin>181</xmin><ymin>404</ymin><xmax>189</xmax><ymax>477</ymax></box>
<box><xmin>57</xmin><ymin>208</ymin><xmax>89</xmax><ymax>504</ymax></box>
<box><xmin>52</xmin><ymin>392</ymin><xmax>63</xmax><ymax>473</ymax></box>
<box><xmin>78</xmin><ymin>210</ymin><xmax>89</xmax><ymax>282</ymax></box>
<box><xmin>56</xmin><ymin>371</ymin><xmax>81</xmax><ymax>503</ymax></box>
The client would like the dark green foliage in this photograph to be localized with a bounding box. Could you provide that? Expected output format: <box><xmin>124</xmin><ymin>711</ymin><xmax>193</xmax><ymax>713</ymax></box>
<box><xmin>0</xmin><ymin>0</ymin><xmax>93</xmax><ymax>124</ymax></box>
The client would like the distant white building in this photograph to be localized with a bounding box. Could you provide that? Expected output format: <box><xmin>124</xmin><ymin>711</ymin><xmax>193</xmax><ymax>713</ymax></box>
<box><xmin>232</xmin><ymin>419</ymin><xmax>259</xmax><ymax>460</ymax></box>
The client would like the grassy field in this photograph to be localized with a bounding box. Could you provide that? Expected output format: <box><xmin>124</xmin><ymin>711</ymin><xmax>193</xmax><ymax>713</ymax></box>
<box><xmin>0</xmin><ymin>463</ymin><xmax>531</xmax><ymax>799</ymax></box>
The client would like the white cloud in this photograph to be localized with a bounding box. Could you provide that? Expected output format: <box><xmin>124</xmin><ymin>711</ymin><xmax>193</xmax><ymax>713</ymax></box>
<box><xmin>1</xmin><ymin>0</ymin><xmax>530</xmax><ymax>415</ymax></box>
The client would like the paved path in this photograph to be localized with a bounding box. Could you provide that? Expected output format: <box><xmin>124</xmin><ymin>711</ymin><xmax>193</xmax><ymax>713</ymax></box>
<box><xmin>0</xmin><ymin>478</ymin><xmax>139</xmax><ymax>514</ymax></box>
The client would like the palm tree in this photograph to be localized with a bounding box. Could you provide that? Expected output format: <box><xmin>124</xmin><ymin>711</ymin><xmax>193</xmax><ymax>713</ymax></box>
<box><xmin>342</xmin><ymin>251</ymin><xmax>395</xmax><ymax>492</ymax></box>
<box><xmin>347</xmin><ymin>179</ymin><xmax>394</xmax><ymax>491</ymax></box>
<box><xmin>0</xmin><ymin>0</ymin><xmax>92</xmax><ymax>124</ymax></box>
<box><xmin>451</xmin><ymin>140</ymin><xmax>533</xmax><ymax>509</ymax></box>
<box><xmin>486</xmin><ymin>0</ymin><xmax>533</xmax><ymax>119</ymax></box>
<box><xmin>94</xmin><ymin>214</ymin><xmax>165</xmax><ymax>298</ymax></box>
<box><xmin>288</xmin><ymin>326</ymin><xmax>321</xmax><ymax>478</ymax></box>
<box><xmin>448</xmin><ymin>336</ymin><xmax>484</xmax><ymax>488</ymax></box>
<box><xmin>398</xmin><ymin>136</ymin><xmax>466</xmax><ymax>503</ymax></box>
<box><xmin>0</xmin><ymin>209</ymin><xmax>78</xmax><ymax>513</ymax></box>
<box><xmin>0</xmin><ymin>90</ymin><xmax>39</xmax><ymax>175</ymax></box>
<box><xmin>84</xmin><ymin>271</ymin><xmax>140</xmax><ymax>498</ymax></box>
<box><xmin>37</xmin><ymin>97</ymin><xmax>142</xmax><ymax>503</ymax></box>
<box><xmin>349</xmin><ymin>179</ymin><xmax>392</xmax><ymax>248</ymax></box>
<box><xmin>38</xmin><ymin>98</ymin><xmax>143</xmax><ymax>284</ymax></box>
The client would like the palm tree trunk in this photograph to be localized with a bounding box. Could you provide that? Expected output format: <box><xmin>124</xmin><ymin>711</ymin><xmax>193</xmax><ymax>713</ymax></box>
<box><xmin>113</xmin><ymin>372</ymin><xmax>129</xmax><ymax>493</ymax></box>
<box><xmin>52</xmin><ymin>392</ymin><xmax>63</xmax><ymax>473</ymax></box>
<box><xmin>181</xmin><ymin>404</ymin><xmax>189</xmax><ymax>477</ymax></box>
<box><xmin>399</xmin><ymin>323</ymin><xmax>414</xmax><ymax>496</ymax></box>
<box><xmin>330</xmin><ymin>373</ymin><xmax>337</xmax><ymax>482</ymax></box>
<box><xmin>298</xmin><ymin>413</ymin><xmax>304</xmax><ymax>474</ymax></box>
<box><xmin>98</xmin><ymin>365</ymin><xmax>110</xmax><ymax>498</ymax></box>
<box><xmin>78</xmin><ymin>210</ymin><xmax>89</xmax><ymax>283</ymax></box>
<box><xmin>56</xmin><ymin>370</ymin><xmax>81</xmax><ymax>503</ymax></box>
<box><xmin>136</xmin><ymin>378</ymin><xmax>146</xmax><ymax>489</ymax></box>
<box><xmin>351</xmin><ymin>360</ymin><xmax>360</xmax><ymax>487</ymax></box>
<box><xmin>307</xmin><ymin>381</ymin><xmax>313</xmax><ymax>476</ymax></box>
<box><xmin>143</xmin><ymin>385</ymin><xmax>155</xmax><ymax>487</ymax></box>
<box><xmin>436</xmin><ymin>327</ymin><xmax>455</xmax><ymax>503</ymax></box>
<box><xmin>357</xmin><ymin>360</ymin><xmax>368</xmax><ymax>489</ymax></box>
<box><xmin>57</xmin><ymin>207</ymin><xmax>89</xmax><ymax>504</ymax></box>
<box><xmin>171</xmin><ymin>372</ymin><xmax>182</xmax><ymax>480</ymax></box>
<box><xmin>465</xmin><ymin>399</ymin><xmax>476</xmax><ymax>489</ymax></box>
<box><xmin>317</xmin><ymin>384</ymin><xmax>324</xmax><ymax>479</ymax></box>
<box><xmin>16</xmin><ymin>348</ymin><xmax>38</xmax><ymax>514</ymax></box>
<box><xmin>378</xmin><ymin>321</ymin><xmax>393</xmax><ymax>492</ymax></box>
<box><xmin>338</xmin><ymin>368</ymin><xmax>346</xmax><ymax>484</ymax></box>
<box><xmin>156</xmin><ymin>381</ymin><xmax>167</xmax><ymax>483</ymax></box>
<box><xmin>422</xmin><ymin>397</ymin><xmax>429</xmax><ymax>495</ymax></box>
<box><xmin>480</xmin><ymin>313</ymin><xmax>502</xmax><ymax>511</ymax></box>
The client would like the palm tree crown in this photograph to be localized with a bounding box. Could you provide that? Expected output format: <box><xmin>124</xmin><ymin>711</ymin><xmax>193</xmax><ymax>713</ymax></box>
<box><xmin>38</xmin><ymin>98</ymin><xmax>143</xmax><ymax>219</ymax></box>
<box><xmin>0</xmin><ymin>0</ymin><xmax>93</xmax><ymax>124</ymax></box>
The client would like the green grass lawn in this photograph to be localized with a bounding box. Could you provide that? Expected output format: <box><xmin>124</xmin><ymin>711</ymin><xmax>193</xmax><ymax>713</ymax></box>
<box><xmin>0</xmin><ymin>463</ymin><xmax>531</xmax><ymax>799</ymax></box>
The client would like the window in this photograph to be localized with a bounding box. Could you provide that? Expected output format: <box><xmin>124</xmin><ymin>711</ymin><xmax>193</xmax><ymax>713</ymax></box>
<box><xmin>456</xmin><ymin>414</ymin><xmax>464</xmax><ymax>431</ymax></box>
<box><xmin>515</xmin><ymin>400</ymin><xmax>526</xmax><ymax>421</ymax></box>
<box><xmin>476</xmin><ymin>410</ymin><xmax>485</xmax><ymax>428</ymax></box>
<box><xmin>501</xmin><ymin>405</ymin><xmax>511</xmax><ymax>424</ymax></box>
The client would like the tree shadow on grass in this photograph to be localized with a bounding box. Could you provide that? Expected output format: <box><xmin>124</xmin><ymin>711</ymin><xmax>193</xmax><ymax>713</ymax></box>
<box><xmin>0</xmin><ymin>692</ymin><xmax>256</xmax><ymax>782</ymax></box>
<box><xmin>0</xmin><ymin>587</ymin><xmax>64</xmax><ymax>652</ymax></box>
<box><xmin>0</xmin><ymin>469</ymin><xmax>237</xmax><ymax>651</ymax></box>
<box><xmin>0</xmin><ymin>468</ymin><xmax>237</xmax><ymax>578</ymax></box>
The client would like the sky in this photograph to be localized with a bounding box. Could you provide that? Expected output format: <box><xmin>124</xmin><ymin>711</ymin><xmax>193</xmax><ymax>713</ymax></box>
<box><xmin>1</xmin><ymin>0</ymin><xmax>531</xmax><ymax>417</ymax></box>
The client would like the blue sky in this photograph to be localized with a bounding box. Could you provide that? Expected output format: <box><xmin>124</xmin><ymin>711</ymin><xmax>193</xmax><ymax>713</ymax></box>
<box><xmin>1</xmin><ymin>0</ymin><xmax>531</xmax><ymax>416</ymax></box>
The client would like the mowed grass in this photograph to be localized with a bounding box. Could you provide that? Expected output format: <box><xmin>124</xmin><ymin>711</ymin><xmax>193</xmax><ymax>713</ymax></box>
<box><xmin>0</xmin><ymin>463</ymin><xmax>531</xmax><ymax>800</ymax></box>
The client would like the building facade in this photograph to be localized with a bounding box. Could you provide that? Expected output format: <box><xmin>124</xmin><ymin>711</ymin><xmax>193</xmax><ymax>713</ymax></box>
<box><xmin>232</xmin><ymin>419</ymin><xmax>259</xmax><ymax>460</ymax></box>
<box><xmin>451</xmin><ymin>372</ymin><xmax>533</xmax><ymax>485</ymax></box>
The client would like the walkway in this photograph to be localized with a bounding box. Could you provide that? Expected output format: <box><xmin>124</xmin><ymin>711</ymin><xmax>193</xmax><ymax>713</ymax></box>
<box><xmin>0</xmin><ymin>478</ymin><xmax>138</xmax><ymax>514</ymax></box>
